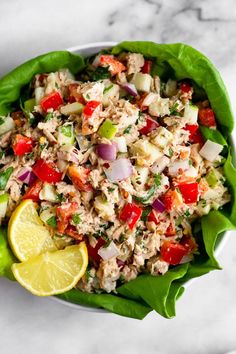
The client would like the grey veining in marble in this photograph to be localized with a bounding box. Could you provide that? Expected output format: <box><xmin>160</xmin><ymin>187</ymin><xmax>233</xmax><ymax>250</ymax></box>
<box><xmin>1</xmin><ymin>0</ymin><xmax>236</xmax><ymax>353</ymax></box>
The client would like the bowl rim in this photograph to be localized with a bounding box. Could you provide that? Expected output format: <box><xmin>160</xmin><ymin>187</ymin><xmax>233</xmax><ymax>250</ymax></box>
<box><xmin>51</xmin><ymin>41</ymin><xmax>233</xmax><ymax>312</ymax></box>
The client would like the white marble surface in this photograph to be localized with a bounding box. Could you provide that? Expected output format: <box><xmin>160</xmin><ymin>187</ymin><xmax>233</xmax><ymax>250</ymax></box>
<box><xmin>1</xmin><ymin>0</ymin><xmax>236</xmax><ymax>353</ymax></box>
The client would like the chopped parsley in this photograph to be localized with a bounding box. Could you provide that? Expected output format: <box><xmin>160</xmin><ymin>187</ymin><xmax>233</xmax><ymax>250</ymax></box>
<box><xmin>44</xmin><ymin>112</ymin><xmax>53</xmax><ymax>121</ymax></box>
<box><xmin>0</xmin><ymin>167</ymin><xmax>13</xmax><ymax>190</ymax></box>
<box><xmin>154</xmin><ymin>173</ymin><xmax>161</xmax><ymax>187</ymax></box>
<box><xmin>123</xmin><ymin>125</ymin><xmax>132</xmax><ymax>134</ymax></box>
<box><xmin>168</xmin><ymin>148</ymin><xmax>174</xmax><ymax>157</ymax></box>
<box><xmin>56</xmin><ymin>193</ymin><xmax>66</xmax><ymax>203</ymax></box>
<box><xmin>103</xmin><ymin>85</ymin><xmax>113</xmax><ymax>94</ymax></box>
<box><xmin>141</xmin><ymin>207</ymin><xmax>152</xmax><ymax>222</ymax></box>
<box><xmin>169</xmin><ymin>102</ymin><xmax>181</xmax><ymax>116</ymax></box>
<box><xmin>0</xmin><ymin>117</ymin><xmax>5</xmax><ymax>125</ymax></box>
<box><xmin>46</xmin><ymin>216</ymin><xmax>57</xmax><ymax>228</ymax></box>
<box><xmin>184</xmin><ymin>209</ymin><xmax>191</xmax><ymax>217</ymax></box>
<box><xmin>91</xmin><ymin>66</ymin><xmax>110</xmax><ymax>81</ymax></box>
<box><xmin>108</xmin><ymin>187</ymin><xmax>115</xmax><ymax>192</ymax></box>
<box><xmin>134</xmin><ymin>185</ymin><xmax>156</xmax><ymax>205</ymax></box>
<box><xmin>72</xmin><ymin>213</ymin><xmax>81</xmax><ymax>224</ymax></box>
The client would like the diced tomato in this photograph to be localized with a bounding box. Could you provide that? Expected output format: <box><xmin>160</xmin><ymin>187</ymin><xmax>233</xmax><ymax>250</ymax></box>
<box><xmin>64</xmin><ymin>226</ymin><xmax>83</xmax><ymax>241</ymax></box>
<box><xmin>32</xmin><ymin>159</ymin><xmax>62</xmax><ymax>184</ymax></box>
<box><xmin>40</xmin><ymin>91</ymin><xmax>63</xmax><ymax>112</ymax></box>
<box><xmin>83</xmin><ymin>101</ymin><xmax>101</xmax><ymax>118</ymax></box>
<box><xmin>165</xmin><ymin>222</ymin><xmax>176</xmax><ymax>236</ymax></box>
<box><xmin>22</xmin><ymin>179</ymin><xmax>43</xmax><ymax>202</ymax></box>
<box><xmin>12</xmin><ymin>134</ymin><xmax>33</xmax><ymax>156</ymax></box>
<box><xmin>67</xmin><ymin>84</ymin><xmax>86</xmax><ymax>104</ymax></box>
<box><xmin>139</xmin><ymin>116</ymin><xmax>159</xmax><ymax>135</ymax></box>
<box><xmin>56</xmin><ymin>202</ymin><xmax>78</xmax><ymax>234</ymax></box>
<box><xmin>147</xmin><ymin>210</ymin><xmax>159</xmax><ymax>224</ymax></box>
<box><xmin>161</xmin><ymin>189</ymin><xmax>183</xmax><ymax>212</ymax></box>
<box><xmin>119</xmin><ymin>203</ymin><xmax>142</xmax><ymax>230</ymax></box>
<box><xmin>184</xmin><ymin>124</ymin><xmax>198</xmax><ymax>139</ymax></box>
<box><xmin>177</xmin><ymin>182</ymin><xmax>199</xmax><ymax>204</ymax></box>
<box><xmin>86</xmin><ymin>237</ymin><xmax>106</xmax><ymax>263</ymax></box>
<box><xmin>180</xmin><ymin>235</ymin><xmax>197</xmax><ymax>253</ymax></box>
<box><xmin>99</xmin><ymin>55</ymin><xmax>126</xmax><ymax>76</ymax></box>
<box><xmin>68</xmin><ymin>165</ymin><xmax>92</xmax><ymax>192</ymax></box>
<box><xmin>160</xmin><ymin>241</ymin><xmax>188</xmax><ymax>265</ymax></box>
<box><xmin>141</xmin><ymin>60</ymin><xmax>152</xmax><ymax>74</ymax></box>
<box><xmin>198</xmin><ymin>108</ymin><xmax>216</xmax><ymax>127</ymax></box>
<box><xmin>135</xmin><ymin>93</ymin><xmax>148</xmax><ymax>111</ymax></box>
<box><xmin>180</xmin><ymin>82</ymin><xmax>192</xmax><ymax>93</ymax></box>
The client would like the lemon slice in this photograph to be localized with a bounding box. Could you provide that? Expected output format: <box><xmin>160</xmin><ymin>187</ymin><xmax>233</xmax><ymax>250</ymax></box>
<box><xmin>8</xmin><ymin>199</ymin><xmax>56</xmax><ymax>262</ymax></box>
<box><xmin>12</xmin><ymin>243</ymin><xmax>88</xmax><ymax>296</ymax></box>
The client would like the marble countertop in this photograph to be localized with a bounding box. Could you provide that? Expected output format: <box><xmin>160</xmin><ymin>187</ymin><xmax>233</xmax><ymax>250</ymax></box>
<box><xmin>1</xmin><ymin>0</ymin><xmax>236</xmax><ymax>353</ymax></box>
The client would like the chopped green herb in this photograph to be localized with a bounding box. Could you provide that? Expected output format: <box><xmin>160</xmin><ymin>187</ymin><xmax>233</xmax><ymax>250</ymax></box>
<box><xmin>0</xmin><ymin>117</ymin><xmax>5</xmax><ymax>125</ymax></box>
<box><xmin>176</xmin><ymin>187</ymin><xmax>181</xmax><ymax>194</ymax></box>
<box><xmin>108</xmin><ymin>187</ymin><xmax>115</xmax><ymax>192</ymax></box>
<box><xmin>154</xmin><ymin>173</ymin><xmax>161</xmax><ymax>187</ymax></box>
<box><xmin>169</xmin><ymin>102</ymin><xmax>179</xmax><ymax>115</ymax></box>
<box><xmin>0</xmin><ymin>151</ymin><xmax>5</xmax><ymax>159</ymax></box>
<box><xmin>56</xmin><ymin>193</ymin><xmax>66</xmax><ymax>203</ymax></box>
<box><xmin>134</xmin><ymin>185</ymin><xmax>156</xmax><ymax>205</ymax></box>
<box><xmin>168</xmin><ymin>148</ymin><xmax>174</xmax><ymax>157</ymax></box>
<box><xmin>123</xmin><ymin>125</ymin><xmax>132</xmax><ymax>134</ymax></box>
<box><xmin>46</xmin><ymin>216</ymin><xmax>57</xmax><ymax>228</ymax></box>
<box><xmin>175</xmin><ymin>215</ymin><xmax>184</xmax><ymax>226</ymax></box>
<box><xmin>0</xmin><ymin>167</ymin><xmax>13</xmax><ymax>190</ymax></box>
<box><xmin>72</xmin><ymin>213</ymin><xmax>81</xmax><ymax>225</ymax></box>
<box><xmin>91</xmin><ymin>66</ymin><xmax>110</xmax><ymax>81</ymax></box>
<box><xmin>119</xmin><ymin>234</ymin><xmax>126</xmax><ymax>243</ymax></box>
<box><xmin>45</xmin><ymin>112</ymin><xmax>53</xmax><ymax>121</ymax></box>
<box><xmin>141</xmin><ymin>207</ymin><xmax>152</xmax><ymax>222</ymax></box>
<box><xmin>189</xmin><ymin>159</ymin><xmax>193</xmax><ymax>166</ymax></box>
<box><xmin>60</xmin><ymin>125</ymin><xmax>72</xmax><ymax>137</ymax></box>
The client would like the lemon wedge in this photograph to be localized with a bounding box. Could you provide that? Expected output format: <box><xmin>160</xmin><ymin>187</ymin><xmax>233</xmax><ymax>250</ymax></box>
<box><xmin>8</xmin><ymin>199</ymin><xmax>56</xmax><ymax>261</ymax></box>
<box><xmin>12</xmin><ymin>243</ymin><xmax>88</xmax><ymax>296</ymax></box>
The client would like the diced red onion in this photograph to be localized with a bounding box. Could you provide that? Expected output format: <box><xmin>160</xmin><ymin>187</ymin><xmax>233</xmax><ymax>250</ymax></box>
<box><xmin>17</xmin><ymin>167</ymin><xmax>36</xmax><ymax>185</ymax></box>
<box><xmin>116</xmin><ymin>258</ymin><xmax>125</xmax><ymax>269</ymax></box>
<box><xmin>97</xmin><ymin>241</ymin><xmax>120</xmax><ymax>261</ymax></box>
<box><xmin>121</xmin><ymin>83</ymin><xmax>138</xmax><ymax>97</ymax></box>
<box><xmin>105</xmin><ymin>158</ymin><xmax>133</xmax><ymax>182</ymax></box>
<box><xmin>152</xmin><ymin>198</ymin><xmax>166</xmax><ymax>213</ymax></box>
<box><xmin>97</xmin><ymin>143</ymin><xmax>117</xmax><ymax>161</ymax></box>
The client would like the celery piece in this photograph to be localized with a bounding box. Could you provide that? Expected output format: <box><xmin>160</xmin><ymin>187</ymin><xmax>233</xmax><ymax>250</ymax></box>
<box><xmin>206</xmin><ymin>170</ymin><xmax>218</xmax><ymax>187</ymax></box>
<box><xmin>24</xmin><ymin>98</ymin><xmax>36</xmax><ymax>113</ymax></box>
<box><xmin>0</xmin><ymin>193</ymin><xmax>9</xmax><ymax>218</ymax></box>
<box><xmin>98</xmin><ymin>119</ymin><xmax>117</xmax><ymax>139</ymax></box>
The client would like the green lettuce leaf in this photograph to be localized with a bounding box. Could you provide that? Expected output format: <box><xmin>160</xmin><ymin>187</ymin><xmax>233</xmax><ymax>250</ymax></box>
<box><xmin>0</xmin><ymin>42</ymin><xmax>235</xmax><ymax>320</ymax></box>
<box><xmin>0</xmin><ymin>51</ymin><xmax>85</xmax><ymax>115</ymax></box>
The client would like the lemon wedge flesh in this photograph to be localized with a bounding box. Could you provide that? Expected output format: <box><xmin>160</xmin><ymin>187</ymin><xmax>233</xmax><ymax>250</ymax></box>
<box><xmin>8</xmin><ymin>199</ymin><xmax>56</xmax><ymax>262</ymax></box>
<box><xmin>12</xmin><ymin>243</ymin><xmax>88</xmax><ymax>296</ymax></box>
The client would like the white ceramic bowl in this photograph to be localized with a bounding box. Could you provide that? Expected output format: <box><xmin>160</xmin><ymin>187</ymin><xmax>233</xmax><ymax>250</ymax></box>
<box><xmin>52</xmin><ymin>41</ymin><xmax>233</xmax><ymax>311</ymax></box>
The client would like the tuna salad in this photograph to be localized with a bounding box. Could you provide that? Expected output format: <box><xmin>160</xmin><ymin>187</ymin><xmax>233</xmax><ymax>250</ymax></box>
<box><xmin>0</xmin><ymin>51</ymin><xmax>230</xmax><ymax>293</ymax></box>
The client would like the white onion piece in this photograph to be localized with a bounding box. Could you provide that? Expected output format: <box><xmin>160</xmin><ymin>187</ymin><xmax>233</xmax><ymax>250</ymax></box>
<box><xmin>113</xmin><ymin>137</ymin><xmax>127</xmax><ymax>153</ymax></box>
<box><xmin>98</xmin><ymin>241</ymin><xmax>120</xmax><ymax>261</ymax></box>
<box><xmin>199</xmin><ymin>140</ymin><xmax>223</xmax><ymax>162</ymax></box>
<box><xmin>168</xmin><ymin>159</ymin><xmax>190</xmax><ymax>177</ymax></box>
<box><xmin>105</xmin><ymin>158</ymin><xmax>133</xmax><ymax>182</ymax></box>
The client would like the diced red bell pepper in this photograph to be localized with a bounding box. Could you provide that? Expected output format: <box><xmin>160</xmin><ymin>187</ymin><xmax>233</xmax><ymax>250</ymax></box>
<box><xmin>139</xmin><ymin>116</ymin><xmax>159</xmax><ymax>135</ymax></box>
<box><xmin>22</xmin><ymin>179</ymin><xmax>43</xmax><ymax>202</ymax></box>
<box><xmin>180</xmin><ymin>82</ymin><xmax>192</xmax><ymax>93</ymax></box>
<box><xmin>64</xmin><ymin>225</ymin><xmax>83</xmax><ymax>241</ymax></box>
<box><xmin>32</xmin><ymin>159</ymin><xmax>62</xmax><ymax>184</ymax></box>
<box><xmin>180</xmin><ymin>235</ymin><xmax>197</xmax><ymax>253</ymax></box>
<box><xmin>198</xmin><ymin>108</ymin><xmax>216</xmax><ymax>127</ymax></box>
<box><xmin>119</xmin><ymin>203</ymin><xmax>142</xmax><ymax>230</ymax></box>
<box><xmin>147</xmin><ymin>210</ymin><xmax>159</xmax><ymax>224</ymax></box>
<box><xmin>177</xmin><ymin>182</ymin><xmax>199</xmax><ymax>204</ymax></box>
<box><xmin>56</xmin><ymin>202</ymin><xmax>78</xmax><ymax>234</ymax></box>
<box><xmin>135</xmin><ymin>93</ymin><xmax>149</xmax><ymax>112</ymax></box>
<box><xmin>12</xmin><ymin>134</ymin><xmax>33</xmax><ymax>156</ymax></box>
<box><xmin>141</xmin><ymin>60</ymin><xmax>152</xmax><ymax>74</ymax></box>
<box><xmin>83</xmin><ymin>101</ymin><xmax>101</xmax><ymax>118</ymax></box>
<box><xmin>68</xmin><ymin>165</ymin><xmax>92</xmax><ymax>192</ymax></box>
<box><xmin>40</xmin><ymin>91</ymin><xmax>63</xmax><ymax>112</ymax></box>
<box><xmin>99</xmin><ymin>55</ymin><xmax>126</xmax><ymax>76</ymax></box>
<box><xmin>87</xmin><ymin>237</ymin><xmax>106</xmax><ymax>263</ymax></box>
<box><xmin>184</xmin><ymin>124</ymin><xmax>198</xmax><ymax>139</ymax></box>
<box><xmin>160</xmin><ymin>241</ymin><xmax>188</xmax><ymax>265</ymax></box>
<box><xmin>165</xmin><ymin>222</ymin><xmax>176</xmax><ymax>236</ymax></box>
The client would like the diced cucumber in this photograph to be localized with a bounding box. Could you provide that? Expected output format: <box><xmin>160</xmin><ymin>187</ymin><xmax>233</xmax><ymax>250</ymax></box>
<box><xmin>151</xmin><ymin>126</ymin><xmax>173</xmax><ymax>148</ymax></box>
<box><xmin>94</xmin><ymin>195</ymin><xmax>114</xmax><ymax>220</ymax></box>
<box><xmin>0</xmin><ymin>193</ymin><xmax>9</xmax><ymax>218</ymax></box>
<box><xmin>39</xmin><ymin>183</ymin><xmax>57</xmax><ymax>202</ymax></box>
<box><xmin>24</xmin><ymin>98</ymin><xmax>36</xmax><ymax>113</ymax></box>
<box><xmin>102</xmin><ymin>84</ymin><xmax>120</xmax><ymax>107</ymax></box>
<box><xmin>206</xmin><ymin>169</ymin><xmax>218</xmax><ymax>187</ymax></box>
<box><xmin>148</xmin><ymin>98</ymin><xmax>170</xmax><ymax>117</ymax></box>
<box><xmin>184</xmin><ymin>104</ymin><xmax>199</xmax><ymax>124</ymax></box>
<box><xmin>131</xmin><ymin>73</ymin><xmax>152</xmax><ymax>93</ymax></box>
<box><xmin>60</xmin><ymin>102</ymin><xmax>84</xmax><ymax>115</ymax></box>
<box><xmin>132</xmin><ymin>140</ymin><xmax>163</xmax><ymax>166</ymax></box>
<box><xmin>35</xmin><ymin>87</ymin><xmax>45</xmax><ymax>104</ymax></box>
<box><xmin>98</xmin><ymin>119</ymin><xmax>117</xmax><ymax>139</ymax></box>
<box><xmin>0</xmin><ymin>116</ymin><xmax>15</xmax><ymax>136</ymax></box>
<box><xmin>58</xmin><ymin>123</ymin><xmax>75</xmax><ymax>145</ymax></box>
